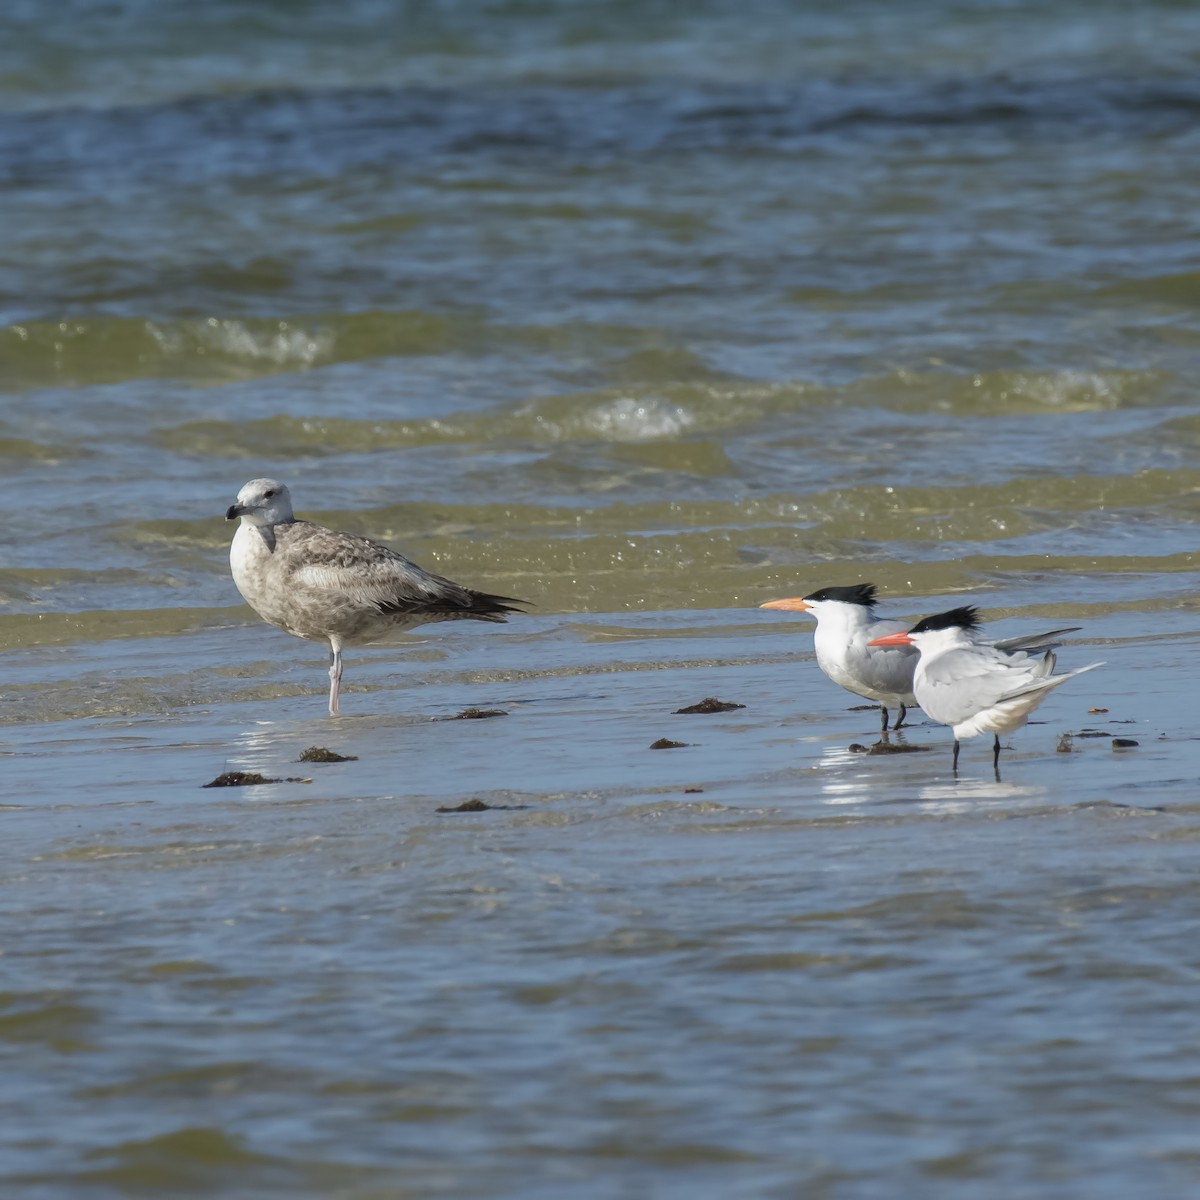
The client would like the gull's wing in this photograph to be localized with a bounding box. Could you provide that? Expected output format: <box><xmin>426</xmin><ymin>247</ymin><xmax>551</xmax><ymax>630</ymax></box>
<box><xmin>279</xmin><ymin>522</ymin><xmax>524</xmax><ymax>620</ymax></box>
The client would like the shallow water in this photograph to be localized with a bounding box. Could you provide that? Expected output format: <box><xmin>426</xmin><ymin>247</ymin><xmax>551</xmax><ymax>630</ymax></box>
<box><xmin>2</xmin><ymin>1</ymin><xmax>1200</xmax><ymax>1196</ymax></box>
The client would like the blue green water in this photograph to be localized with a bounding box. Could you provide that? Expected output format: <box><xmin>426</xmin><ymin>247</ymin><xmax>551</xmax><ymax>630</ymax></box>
<box><xmin>2</xmin><ymin>2</ymin><xmax>1200</xmax><ymax>1196</ymax></box>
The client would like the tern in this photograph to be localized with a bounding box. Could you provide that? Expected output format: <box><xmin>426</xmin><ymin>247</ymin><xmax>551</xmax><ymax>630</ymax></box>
<box><xmin>760</xmin><ymin>584</ymin><xmax>919</xmax><ymax>731</ymax></box>
<box><xmin>868</xmin><ymin>605</ymin><xmax>1102</xmax><ymax>770</ymax></box>
<box><xmin>226</xmin><ymin>478</ymin><xmax>526</xmax><ymax>715</ymax></box>
<box><xmin>760</xmin><ymin>584</ymin><xmax>1080</xmax><ymax>735</ymax></box>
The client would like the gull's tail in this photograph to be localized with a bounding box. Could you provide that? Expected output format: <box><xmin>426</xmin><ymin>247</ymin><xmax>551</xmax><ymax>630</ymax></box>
<box><xmin>459</xmin><ymin>590</ymin><xmax>531</xmax><ymax>623</ymax></box>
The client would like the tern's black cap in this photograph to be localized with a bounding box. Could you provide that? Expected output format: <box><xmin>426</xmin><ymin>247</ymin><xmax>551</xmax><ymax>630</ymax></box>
<box><xmin>803</xmin><ymin>583</ymin><xmax>877</xmax><ymax>607</ymax></box>
<box><xmin>909</xmin><ymin>605</ymin><xmax>980</xmax><ymax>634</ymax></box>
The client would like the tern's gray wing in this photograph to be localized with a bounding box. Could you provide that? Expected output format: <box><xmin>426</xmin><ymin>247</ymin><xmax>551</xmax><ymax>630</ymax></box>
<box><xmin>918</xmin><ymin>645</ymin><xmax>1054</xmax><ymax>726</ymax></box>
<box><xmin>849</xmin><ymin>621</ymin><xmax>919</xmax><ymax>700</ymax></box>
<box><xmin>991</xmin><ymin>627</ymin><xmax>1080</xmax><ymax>655</ymax></box>
<box><xmin>278</xmin><ymin>523</ymin><xmax>522</xmax><ymax>620</ymax></box>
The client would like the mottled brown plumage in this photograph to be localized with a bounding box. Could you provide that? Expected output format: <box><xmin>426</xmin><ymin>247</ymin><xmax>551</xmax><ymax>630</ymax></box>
<box><xmin>227</xmin><ymin>478</ymin><xmax>525</xmax><ymax>715</ymax></box>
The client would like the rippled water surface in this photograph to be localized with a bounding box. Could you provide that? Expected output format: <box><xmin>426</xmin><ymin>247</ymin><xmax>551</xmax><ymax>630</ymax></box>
<box><xmin>3</xmin><ymin>1</ymin><xmax>1200</xmax><ymax>1196</ymax></box>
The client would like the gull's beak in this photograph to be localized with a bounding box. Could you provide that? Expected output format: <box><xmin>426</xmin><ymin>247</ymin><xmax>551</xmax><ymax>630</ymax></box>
<box><xmin>225</xmin><ymin>504</ymin><xmax>246</xmax><ymax>521</ymax></box>
<box><xmin>868</xmin><ymin>631</ymin><xmax>913</xmax><ymax>647</ymax></box>
<box><xmin>759</xmin><ymin>597</ymin><xmax>811</xmax><ymax>612</ymax></box>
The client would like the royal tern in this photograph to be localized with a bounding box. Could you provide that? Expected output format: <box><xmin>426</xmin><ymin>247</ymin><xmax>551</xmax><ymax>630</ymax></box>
<box><xmin>226</xmin><ymin>478</ymin><xmax>526</xmax><ymax>715</ymax></box>
<box><xmin>868</xmin><ymin>605</ymin><xmax>1102</xmax><ymax>769</ymax></box>
<box><xmin>760</xmin><ymin>584</ymin><xmax>1080</xmax><ymax>734</ymax></box>
<box><xmin>760</xmin><ymin>584</ymin><xmax>919</xmax><ymax>731</ymax></box>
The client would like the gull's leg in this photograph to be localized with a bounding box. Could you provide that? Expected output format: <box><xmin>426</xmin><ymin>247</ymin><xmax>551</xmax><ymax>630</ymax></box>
<box><xmin>894</xmin><ymin>703</ymin><xmax>908</xmax><ymax>731</ymax></box>
<box><xmin>328</xmin><ymin>638</ymin><xmax>344</xmax><ymax>717</ymax></box>
<box><xmin>992</xmin><ymin>735</ymin><xmax>1001</xmax><ymax>770</ymax></box>
<box><xmin>952</xmin><ymin>739</ymin><xmax>961</xmax><ymax>772</ymax></box>
<box><xmin>880</xmin><ymin>705</ymin><xmax>890</xmax><ymax>733</ymax></box>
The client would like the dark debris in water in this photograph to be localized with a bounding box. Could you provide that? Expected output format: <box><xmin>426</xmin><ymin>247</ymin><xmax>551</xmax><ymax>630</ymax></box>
<box><xmin>1073</xmin><ymin>729</ymin><xmax>1111</xmax><ymax>739</ymax></box>
<box><xmin>848</xmin><ymin>704</ymin><xmax>880</xmax><ymax>712</ymax></box>
<box><xmin>435</xmin><ymin>798</ymin><xmax>529</xmax><ymax>813</ymax></box>
<box><xmin>673</xmin><ymin>697</ymin><xmax>745</xmax><ymax>714</ymax></box>
<box><xmin>650</xmin><ymin>738</ymin><xmax>688</xmax><ymax>749</ymax></box>
<box><xmin>444</xmin><ymin>707</ymin><xmax>509</xmax><ymax>720</ymax></box>
<box><xmin>202</xmin><ymin>771</ymin><xmax>311</xmax><ymax>788</ymax></box>
<box><xmin>684</xmin><ymin>787</ymin><xmax>704</xmax><ymax>794</ymax></box>
<box><xmin>298</xmin><ymin>746</ymin><xmax>357</xmax><ymax>763</ymax></box>
<box><xmin>1112</xmin><ymin>738</ymin><xmax>1140</xmax><ymax>749</ymax></box>
<box><xmin>848</xmin><ymin>741</ymin><xmax>933</xmax><ymax>755</ymax></box>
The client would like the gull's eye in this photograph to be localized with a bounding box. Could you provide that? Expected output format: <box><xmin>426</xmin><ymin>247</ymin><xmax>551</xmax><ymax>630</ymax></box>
<box><xmin>263</xmin><ymin>489</ymin><xmax>276</xmax><ymax>499</ymax></box>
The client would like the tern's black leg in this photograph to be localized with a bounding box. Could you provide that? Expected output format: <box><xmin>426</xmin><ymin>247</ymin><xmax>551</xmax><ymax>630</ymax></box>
<box><xmin>992</xmin><ymin>735</ymin><xmax>1001</xmax><ymax>769</ymax></box>
<box><xmin>894</xmin><ymin>703</ymin><xmax>908</xmax><ymax>731</ymax></box>
<box><xmin>880</xmin><ymin>705</ymin><xmax>889</xmax><ymax>733</ymax></box>
<box><xmin>952</xmin><ymin>739</ymin><xmax>961</xmax><ymax>772</ymax></box>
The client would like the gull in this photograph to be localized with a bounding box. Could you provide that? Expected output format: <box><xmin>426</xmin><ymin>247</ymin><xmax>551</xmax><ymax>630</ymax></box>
<box><xmin>868</xmin><ymin>605</ymin><xmax>1102</xmax><ymax>770</ymax></box>
<box><xmin>761</xmin><ymin>583</ymin><xmax>1080</xmax><ymax>734</ymax></box>
<box><xmin>226</xmin><ymin>478</ymin><xmax>526</xmax><ymax>715</ymax></box>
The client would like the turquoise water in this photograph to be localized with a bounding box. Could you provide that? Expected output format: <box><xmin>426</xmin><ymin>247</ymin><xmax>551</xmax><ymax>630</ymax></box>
<box><xmin>2</xmin><ymin>1</ymin><xmax>1200</xmax><ymax>1196</ymax></box>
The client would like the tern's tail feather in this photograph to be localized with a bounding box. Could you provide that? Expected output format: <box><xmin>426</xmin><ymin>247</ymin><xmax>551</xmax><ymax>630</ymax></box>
<box><xmin>1022</xmin><ymin>659</ymin><xmax>1105</xmax><ymax>702</ymax></box>
<box><xmin>998</xmin><ymin>662</ymin><xmax>1099</xmax><ymax>705</ymax></box>
<box><xmin>1032</xmin><ymin>662</ymin><xmax>1104</xmax><ymax>700</ymax></box>
<box><xmin>953</xmin><ymin>661</ymin><xmax>1104</xmax><ymax>740</ymax></box>
<box><xmin>1060</xmin><ymin>660</ymin><xmax>1104</xmax><ymax>681</ymax></box>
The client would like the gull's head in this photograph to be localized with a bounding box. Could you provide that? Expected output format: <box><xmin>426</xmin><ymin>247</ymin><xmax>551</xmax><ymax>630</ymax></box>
<box><xmin>225</xmin><ymin>478</ymin><xmax>294</xmax><ymax>526</ymax></box>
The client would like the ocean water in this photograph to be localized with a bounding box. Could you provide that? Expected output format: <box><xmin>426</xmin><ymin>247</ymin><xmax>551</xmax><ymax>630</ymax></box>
<box><xmin>2</xmin><ymin>1</ymin><xmax>1200</xmax><ymax>1196</ymax></box>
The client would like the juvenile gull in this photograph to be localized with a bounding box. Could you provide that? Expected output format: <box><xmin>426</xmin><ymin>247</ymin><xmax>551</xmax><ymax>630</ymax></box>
<box><xmin>226</xmin><ymin>478</ymin><xmax>526</xmax><ymax>715</ymax></box>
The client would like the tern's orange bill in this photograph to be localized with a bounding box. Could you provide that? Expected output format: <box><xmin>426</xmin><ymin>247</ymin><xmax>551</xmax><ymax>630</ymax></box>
<box><xmin>759</xmin><ymin>597</ymin><xmax>811</xmax><ymax>612</ymax></box>
<box><xmin>867</xmin><ymin>631</ymin><xmax>913</xmax><ymax>647</ymax></box>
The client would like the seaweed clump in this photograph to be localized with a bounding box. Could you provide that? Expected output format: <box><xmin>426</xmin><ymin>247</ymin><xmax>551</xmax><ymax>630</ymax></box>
<box><xmin>204</xmin><ymin>771</ymin><xmax>277</xmax><ymax>787</ymax></box>
<box><xmin>848</xmin><ymin>742</ymin><xmax>932</xmax><ymax>755</ymax></box>
<box><xmin>673</xmin><ymin>697</ymin><xmax>745</xmax><ymax>714</ymax></box>
<box><xmin>436</xmin><ymin>799</ymin><xmax>493</xmax><ymax>813</ymax></box>
<box><xmin>298</xmin><ymin>747</ymin><xmax>357</xmax><ymax>763</ymax></box>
